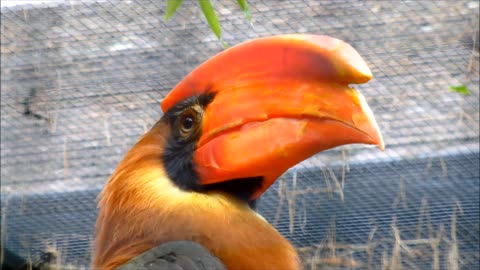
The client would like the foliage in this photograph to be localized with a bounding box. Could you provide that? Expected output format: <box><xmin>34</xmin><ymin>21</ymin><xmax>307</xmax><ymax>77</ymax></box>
<box><xmin>449</xmin><ymin>85</ymin><xmax>471</xmax><ymax>95</ymax></box>
<box><xmin>165</xmin><ymin>0</ymin><xmax>252</xmax><ymax>47</ymax></box>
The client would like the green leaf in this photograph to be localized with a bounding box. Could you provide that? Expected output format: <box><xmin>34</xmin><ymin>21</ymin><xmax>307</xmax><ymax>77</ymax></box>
<box><xmin>165</xmin><ymin>0</ymin><xmax>184</xmax><ymax>21</ymax></box>
<box><xmin>198</xmin><ymin>0</ymin><xmax>227</xmax><ymax>47</ymax></box>
<box><xmin>236</xmin><ymin>0</ymin><xmax>252</xmax><ymax>22</ymax></box>
<box><xmin>450</xmin><ymin>85</ymin><xmax>471</xmax><ymax>95</ymax></box>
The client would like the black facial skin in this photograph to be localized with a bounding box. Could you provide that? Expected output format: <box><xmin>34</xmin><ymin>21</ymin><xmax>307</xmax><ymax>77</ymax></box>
<box><xmin>161</xmin><ymin>93</ymin><xmax>262</xmax><ymax>209</ymax></box>
<box><xmin>161</xmin><ymin>94</ymin><xmax>214</xmax><ymax>192</ymax></box>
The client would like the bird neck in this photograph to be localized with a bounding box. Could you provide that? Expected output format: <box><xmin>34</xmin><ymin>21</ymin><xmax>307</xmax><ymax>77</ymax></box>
<box><xmin>93</xmin><ymin>125</ymin><xmax>300</xmax><ymax>270</ymax></box>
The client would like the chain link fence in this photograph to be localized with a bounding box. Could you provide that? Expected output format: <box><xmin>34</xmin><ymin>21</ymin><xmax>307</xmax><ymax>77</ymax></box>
<box><xmin>1</xmin><ymin>0</ymin><xmax>479</xmax><ymax>269</ymax></box>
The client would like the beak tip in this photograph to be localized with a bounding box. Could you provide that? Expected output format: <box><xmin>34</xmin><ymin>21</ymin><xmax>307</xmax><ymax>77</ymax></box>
<box><xmin>377</xmin><ymin>137</ymin><xmax>385</xmax><ymax>152</ymax></box>
<box><xmin>370</xmin><ymin>122</ymin><xmax>385</xmax><ymax>152</ymax></box>
<box><xmin>355</xmin><ymin>91</ymin><xmax>385</xmax><ymax>152</ymax></box>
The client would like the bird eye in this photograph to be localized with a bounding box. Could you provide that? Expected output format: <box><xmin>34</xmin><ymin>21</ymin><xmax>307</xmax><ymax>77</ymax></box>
<box><xmin>178</xmin><ymin>109</ymin><xmax>199</xmax><ymax>137</ymax></box>
<box><xmin>182</xmin><ymin>114</ymin><xmax>194</xmax><ymax>131</ymax></box>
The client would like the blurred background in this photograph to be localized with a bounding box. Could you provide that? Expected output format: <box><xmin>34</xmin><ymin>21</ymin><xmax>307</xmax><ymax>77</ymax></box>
<box><xmin>1</xmin><ymin>0</ymin><xmax>479</xmax><ymax>269</ymax></box>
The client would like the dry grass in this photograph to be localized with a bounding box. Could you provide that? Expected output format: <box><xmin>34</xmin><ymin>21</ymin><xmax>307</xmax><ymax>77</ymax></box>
<box><xmin>283</xmin><ymin>150</ymin><xmax>471</xmax><ymax>270</ymax></box>
<box><xmin>18</xmin><ymin>237</ymin><xmax>90</xmax><ymax>270</ymax></box>
<box><xmin>446</xmin><ymin>202</ymin><xmax>463</xmax><ymax>270</ymax></box>
<box><xmin>276</xmin><ymin>149</ymin><xmax>351</xmax><ymax>235</ymax></box>
<box><xmin>273</xmin><ymin>166</ymin><xmax>347</xmax><ymax>231</ymax></box>
<box><xmin>392</xmin><ymin>177</ymin><xmax>407</xmax><ymax>210</ymax></box>
<box><xmin>425</xmin><ymin>158</ymin><xmax>448</xmax><ymax>179</ymax></box>
<box><xmin>295</xmin><ymin>195</ymin><xmax>468</xmax><ymax>270</ymax></box>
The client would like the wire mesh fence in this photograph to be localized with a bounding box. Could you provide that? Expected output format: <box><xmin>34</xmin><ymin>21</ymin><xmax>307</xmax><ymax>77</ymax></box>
<box><xmin>1</xmin><ymin>0</ymin><xmax>479</xmax><ymax>269</ymax></box>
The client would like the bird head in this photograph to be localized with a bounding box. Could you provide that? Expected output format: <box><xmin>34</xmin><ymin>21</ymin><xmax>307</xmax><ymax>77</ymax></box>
<box><xmin>159</xmin><ymin>34</ymin><xmax>384</xmax><ymax>203</ymax></box>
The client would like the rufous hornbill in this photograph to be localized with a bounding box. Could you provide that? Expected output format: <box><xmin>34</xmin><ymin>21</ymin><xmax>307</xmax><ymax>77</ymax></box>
<box><xmin>93</xmin><ymin>34</ymin><xmax>384</xmax><ymax>270</ymax></box>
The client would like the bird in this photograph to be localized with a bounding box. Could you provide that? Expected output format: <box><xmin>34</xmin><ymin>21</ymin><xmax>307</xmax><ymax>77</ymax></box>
<box><xmin>92</xmin><ymin>34</ymin><xmax>384</xmax><ymax>270</ymax></box>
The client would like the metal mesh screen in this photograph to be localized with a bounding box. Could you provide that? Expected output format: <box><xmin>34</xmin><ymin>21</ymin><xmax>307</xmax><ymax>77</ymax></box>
<box><xmin>1</xmin><ymin>0</ymin><xmax>479</xmax><ymax>269</ymax></box>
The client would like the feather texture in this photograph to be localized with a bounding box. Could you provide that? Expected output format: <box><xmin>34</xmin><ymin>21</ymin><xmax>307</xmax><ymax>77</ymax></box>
<box><xmin>116</xmin><ymin>241</ymin><xmax>226</xmax><ymax>270</ymax></box>
<box><xmin>93</xmin><ymin>121</ymin><xmax>300</xmax><ymax>269</ymax></box>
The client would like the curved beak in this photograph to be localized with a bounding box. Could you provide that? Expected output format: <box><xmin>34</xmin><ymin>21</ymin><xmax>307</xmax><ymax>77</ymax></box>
<box><xmin>162</xmin><ymin>34</ymin><xmax>384</xmax><ymax>199</ymax></box>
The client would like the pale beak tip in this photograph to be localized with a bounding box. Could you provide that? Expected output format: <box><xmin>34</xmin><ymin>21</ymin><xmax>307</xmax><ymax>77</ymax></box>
<box><xmin>377</xmin><ymin>136</ymin><xmax>385</xmax><ymax>151</ymax></box>
<box><xmin>357</xmin><ymin>92</ymin><xmax>385</xmax><ymax>152</ymax></box>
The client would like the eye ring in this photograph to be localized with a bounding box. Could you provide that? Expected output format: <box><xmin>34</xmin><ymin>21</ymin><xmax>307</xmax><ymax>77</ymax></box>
<box><xmin>178</xmin><ymin>108</ymin><xmax>200</xmax><ymax>137</ymax></box>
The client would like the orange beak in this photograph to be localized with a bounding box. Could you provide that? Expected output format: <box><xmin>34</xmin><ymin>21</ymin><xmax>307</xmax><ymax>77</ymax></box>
<box><xmin>162</xmin><ymin>34</ymin><xmax>384</xmax><ymax>199</ymax></box>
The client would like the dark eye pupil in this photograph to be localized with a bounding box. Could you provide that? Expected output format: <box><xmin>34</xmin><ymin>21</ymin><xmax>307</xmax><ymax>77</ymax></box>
<box><xmin>182</xmin><ymin>115</ymin><xmax>194</xmax><ymax>130</ymax></box>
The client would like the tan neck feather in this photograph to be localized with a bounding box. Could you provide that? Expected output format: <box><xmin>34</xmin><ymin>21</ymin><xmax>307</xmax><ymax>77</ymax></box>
<box><xmin>93</xmin><ymin>122</ymin><xmax>300</xmax><ymax>269</ymax></box>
